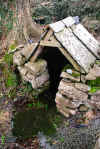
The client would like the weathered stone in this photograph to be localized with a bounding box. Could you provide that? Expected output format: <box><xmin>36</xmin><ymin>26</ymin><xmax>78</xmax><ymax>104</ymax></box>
<box><xmin>18</xmin><ymin>66</ymin><xmax>31</xmax><ymax>82</ymax></box>
<box><xmin>25</xmin><ymin>59</ymin><xmax>47</xmax><ymax>76</ymax></box>
<box><xmin>58</xmin><ymin>80</ymin><xmax>88</xmax><ymax>101</ymax></box>
<box><xmin>78</xmin><ymin>104</ymin><xmax>89</xmax><ymax>112</ymax></box>
<box><xmin>57</xmin><ymin>106</ymin><xmax>69</xmax><ymax>118</ymax></box>
<box><xmin>75</xmin><ymin>83</ymin><xmax>90</xmax><ymax>93</ymax></box>
<box><xmin>57</xmin><ymin>103</ymin><xmax>76</xmax><ymax>115</ymax></box>
<box><xmin>60</xmin><ymin>71</ymin><xmax>80</xmax><ymax>82</ymax></box>
<box><xmin>21</xmin><ymin>43</ymin><xmax>38</xmax><ymax>59</ymax></box>
<box><xmin>18</xmin><ymin>63</ymin><xmax>49</xmax><ymax>89</ymax></box>
<box><xmin>80</xmin><ymin>74</ymin><xmax>86</xmax><ymax>83</ymax></box>
<box><xmin>85</xmin><ymin>64</ymin><xmax>100</xmax><ymax>80</ymax></box>
<box><xmin>62</xmin><ymin>78</ymin><xmax>72</xmax><ymax>83</ymax></box>
<box><xmin>18</xmin><ymin>66</ymin><xmax>28</xmax><ymax>76</ymax></box>
<box><xmin>55</xmin><ymin>92</ymin><xmax>82</xmax><ymax>109</ymax></box>
<box><xmin>85</xmin><ymin>73</ymin><xmax>96</xmax><ymax>80</ymax></box>
<box><xmin>31</xmin><ymin>71</ymin><xmax>49</xmax><ymax>89</ymax></box>
<box><xmin>13</xmin><ymin>51</ymin><xmax>26</xmax><ymax>66</ymax></box>
<box><xmin>90</xmin><ymin>95</ymin><xmax>100</xmax><ymax>110</ymax></box>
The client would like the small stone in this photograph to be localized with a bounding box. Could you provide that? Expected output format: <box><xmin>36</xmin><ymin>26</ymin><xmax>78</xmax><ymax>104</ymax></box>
<box><xmin>60</xmin><ymin>72</ymin><xmax>80</xmax><ymax>82</ymax></box>
<box><xmin>66</xmin><ymin>69</ymin><xmax>72</xmax><ymax>74</ymax></box>
<box><xmin>84</xmin><ymin>110</ymin><xmax>95</xmax><ymax>124</ymax></box>
<box><xmin>78</xmin><ymin>104</ymin><xmax>88</xmax><ymax>112</ymax></box>
<box><xmin>56</xmin><ymin>103</ymin><xmax>76</xmax><ymax>115</ymax></box>
<box><xmin>13</xmin><ymin>98</ymin><xmax>18</xmax><ymax>102</ymax></box>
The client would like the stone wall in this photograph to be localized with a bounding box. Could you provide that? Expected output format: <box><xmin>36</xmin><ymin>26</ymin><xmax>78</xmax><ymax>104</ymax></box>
<box><xmin>55</xmin><ymin>62</ymin><xmax>100</xmax><ymax>118</ymax></box>
<box><xmin>13</xmin><ymin>43</ymin><xmax>49</xmax><ymax>92</ymax></box>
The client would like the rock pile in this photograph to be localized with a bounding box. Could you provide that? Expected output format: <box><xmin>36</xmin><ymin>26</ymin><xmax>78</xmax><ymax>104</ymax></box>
<box><xmin>55</xmin><ymin>62</ymin><xmax>100</xmax><ymax>118</ymax></box>
<box><xmin>13</xmin><ymin>43</ymin><xmax>49</xmax><ymax>91</ymax></box>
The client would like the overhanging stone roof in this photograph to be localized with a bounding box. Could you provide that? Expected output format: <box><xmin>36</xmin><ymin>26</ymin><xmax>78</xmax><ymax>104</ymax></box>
<box><xmin>48</xmin><ymin>17</ymin><xmax>100</xmax><ymax>73</ymax></box>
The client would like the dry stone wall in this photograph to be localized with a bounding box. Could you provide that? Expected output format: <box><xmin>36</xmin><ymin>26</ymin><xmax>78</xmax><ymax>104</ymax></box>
<box><xmin>55</xmin><ymin>62</ymin><xmax>100</xmax><ymax>118</ymax></box>
<box><xmin>13</xmin><ymin>43</ymin><xmax>49</xmax><ymax>92</ymax></box>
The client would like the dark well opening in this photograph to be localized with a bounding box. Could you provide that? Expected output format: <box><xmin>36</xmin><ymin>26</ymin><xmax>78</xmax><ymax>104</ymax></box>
<box><xmin>38</xmin><ymin>47</ymin><xmax>70</xmax><ymax>98</ymax></box>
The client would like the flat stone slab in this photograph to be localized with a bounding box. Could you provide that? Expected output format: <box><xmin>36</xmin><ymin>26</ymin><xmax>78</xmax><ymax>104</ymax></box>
<box><xmin>58</xmin><ymin>80</ymin><xmax>88</xmax><ymax>101</ymax></box>
<box><xmin>55</xmin><ymin>92</ymin><xmax>83</xmax><ymax>109</ymax></box>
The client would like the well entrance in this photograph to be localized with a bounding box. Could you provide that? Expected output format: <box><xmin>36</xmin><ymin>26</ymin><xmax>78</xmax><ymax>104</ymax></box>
<box><xmin>39</xmin><ymin>47</ymin><xmax>71</xmax><ymax>97</ymax></box>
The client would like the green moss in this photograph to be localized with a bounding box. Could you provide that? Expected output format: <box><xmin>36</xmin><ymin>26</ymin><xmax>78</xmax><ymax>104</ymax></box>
<box><xmin>71</xmin><ymin>72</ymin><xmax>80</xmax><ymax>77</ymax></box>
<box><xmin>86</xmin><ymin>77</ymin><xmax>100</xmax><ymax>93</ymax></box>
<box><xmin>12</xmin><ymin>109</ymin><xmax>57</xmax><ymax>139</ymax></box>
<box><xmin>7</xmin><ymin>88</ymin><xmax>17</xmax><ymax>98</ymax></box>
<box><xmin>96</xmin><ymin>60</ymin><xmax>100</xmax><ymax>65</ymax></box>
<box><xmin>86</xmin><ymin>77</ymin><xmax>100</xmax><ymax>87</ymax></box>
<box><xmin>62</xmin><ymin>64</ymin><xmax>73</xmax><ymax>72</ymax></box>
<box><xmin>9</xmin><ymin>43</ymin><xmax>17</xmax><ymax>51</ymax></box>
<box><xmin>3</xmin><ymin>67</ymin><xmax>18</xmax><ymax>88</ymax></box>
<box><xmin>5</xmin><ymin>72</ymin><xmax>17</xmax><ymax>88</ymax></box>
<box><xmin>89</xmin><ymin>86</ymin><xmax>100</xmax><ymax>93</ymax></box>
<box><xmin>4</xmin><ymin>53</ymin><xmax>13</xmax><ymax>66</ymax></box>
<box><xmin>12</xmin><ymin>100</ymin><xmax>62</xmax><ymax>140</ymax></box>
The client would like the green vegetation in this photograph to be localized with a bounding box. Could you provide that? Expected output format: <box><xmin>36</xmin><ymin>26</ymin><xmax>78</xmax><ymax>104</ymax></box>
<box><xmin>12</xmin><ymin>107</ymin><xmax>62</xmax><ymax>139</ymax></box>
<box><xmin>59</xmin><ymin>137</ymin><xmax>65</xmax><ymax>143</ymax></box>
<box><xmin>0</xmin><ymin>51</ymin><xmax>19</xmax><ymax>99</ymax></box>
<box><xmin>0</xmin><ymin>0</ymin><xmax>15</xmax><ymax>38</ymax></box>
<box><xmin>4</xmin><ymin>53</ymin><xmax>13</xmax><ymax>67</ymax></box>
<box><xmin>1</xmin><ymin>135</ymin><xmax>5</xmax><ymax>145</ymax></box>
<box><xmin>71</xmin><ymin>72</ymin><xmax>80</xmax><ymax>77</ymax></box>
<box><xmin>5</xmin><ymin>71</ymin><xmax>17</xmax><ymax>88</ymax></box>
<box><xmin>27</xmin><ymin>101</ymin><xmax>48</xmax><ymax>111</ymax></box>
<box><xmin>3</xmin><ymin>52</ymin><xmax>18</xmax><ymax>88</ymax></box>
<box><xmin>86</xmin><ymin>77</ymin><xmax>100</xmax><ymax>87</ymax></box>
<box><xmin>89</xmin><ymin>86</ymin><xmax>100</xmax><ymax>93</ymax></box>
<box><xmin>62</xmin><ymin>64</ymin><xmax>73</xmax><ymax>72</ymax></box>
<box><xmin>86</xmin><ymin>78</ymin><xmax>100</xmax><ymax>93</ymax></box>
<box><xmin>33</xmin><ymin>0</ymin><xmax>100</xmax><ymax>25</ymax></box>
